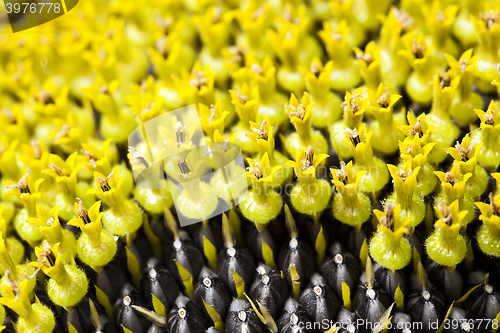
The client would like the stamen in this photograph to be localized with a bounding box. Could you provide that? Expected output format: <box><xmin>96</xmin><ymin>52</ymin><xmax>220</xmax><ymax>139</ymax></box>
<box><xmin>81</xmin><ymin>149</ymin><xmax>97</xmax><ymax>168</ymax></box>
<box><xmin>409</xmin><ymin>119</ymin><xmax>423</xmax><ymax>137</ymax></box>
<box><xmin>252</xmin><ymin>120</ymin><xmax>268</xmax><ymax>140</ymax></box>
<box><xmin>76</xmin><ymin>198</ymin><xmax>91</xmax><ymax>224</ymax></box>
<box><xmin>174</xmin><ymin>157</ymin><xmax>191</xmax><ymax>175</ymax></box>
<box><xmin>96</xmin><ymin>171</ymin><xmax>114</xmax><ymax>192</ymax></box>
<box><xmin>445</xmin><ymin>172</ymin><xmax>458</xmax><ymax>184</ymax></box>
<box><xmin>54</xmin><ymin>124</ymin><xmax>72</xmax><ymax>142</ymax></box>
<box><xmin>190</xmin><ymin>70</ymin><xmax>208</xmax><ymax>89</ymax></box>
<box><xmin>5</xmin><ymin>271</ymin><xmax>20</xmax><ymax>302</ymax></box>
<box><xmin>247</xmin><ymin>162</ymin><xmax>263</xmax><ymax>179</ymax></box>
<box><xmin>287</xmin><ymin>104</ymin><xmax>306</xmax><ymax>120</ymax></box>
<box><xmin>412</xmin><ymin>39</ymin><xmax>425</xmax><ymax>59</ymax></box>
<box><xmin>346</xmin><ymin>128</ymin><xmax>360</xmax><ymax>146</ymax></box>
<box><xmin>31</xmin><ymin>140</ymin><xmax>41</xmax><ymax>159</ymax></box>
<box><xmin>439</xmin><ymin>72</ymin><xmax>451</xmax><ymax>89</ymax></box>
<box><xmin>380</xmin><ymin>203</ymin><xmax>396</xmax><ymax>228</ymax></box>
<box><xmin>485</xmin><ymin>111</ymin><xmax>495</xmax><ymax>125</ymax></box>
<box><xmin>6</xmin><ymin>170</ymin><xmax>31</xmax><ymax>194</ymax></box>
<box><xmin>336</xmin><ymin>161</ymin><xmax>348</xmax><ymax>184</ymax></box>
<box><xmin>250</xmin><ymin>64</ymin><xmax>263</xmax><ymax>76</ymax></box>
<box><xmin>1</xmin><ymin>109</ymin><xmax>16</xmax><ymax>124</ymax></box>
<box><xmin>301</xmin><ymin>146</ymin><xmax>314</xmax><ymax>171</ymax></box>
<box><xmin>310</xmin><ymin>62</ymin><xmax>320</xmax><ymax>77</ymax></box>
<box><xmin>437</xmin><ymin>201</ymin><xmax>452</xmax><ymax>225</ymax></box>
<box><xmin>377</xmin><ymin>88</ymin><xmax>390</xmax><ymax>108</ymax></box>
<box><xmin>38</xmin><ymin>90</ymin><xmax>54</xmax><ymax>104</ymax></box>
<box><xmin>49</xmin><ymin>164</ymin><xmax>69</xmax><ymax>177</ymax></box>
<box><xmin>128</xmin><ymin>147</ymin><xmax>149</xmax><ymax>168</ymax></box>
<box><xmin>174</xmin><ymin>121</ymin><xmax>187</xmax><ymax>147</ymax></box>
<box><xmin>356</xmin><ymin>52</ymin><xmax>373</xmax><ymax>65</ymax></box>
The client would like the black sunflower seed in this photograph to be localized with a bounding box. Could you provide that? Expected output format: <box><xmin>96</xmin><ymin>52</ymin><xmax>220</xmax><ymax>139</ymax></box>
<box><xmin>424</xmin><ymin>259</ymin><xmax>463</xmax><ymax>302</ymax></box>
<box><xmin>277</xmin><ymin>298</ymin><xmax>314</xmax><ymax>333</ymax></box>
<box><xmin>163</xmin><ymin>230</ymin><xmax>205</xmax><ymax>287</ymax></box>
<box><xmin>336</xmin><ymin>308</ymin><xmax>365</xmax><ymax>333</ymax></box>
<box><xmin>167</xmin><ymin>294</ymin><xmax>208</xmax><ymax>333</ymax></box>
<box><xmin>279</xmin><ymin>236</ymin><xmax>316</xmax><ymax>290</ymax></box>
<box><xmin>194</xmin><ymin>266</ymin><xmax>232</xmax><ymax>321</ymax></box>
<box><xmin>464</xmin><ymin>272</ymin><xmax>500</xmax><ymax>320</ymax></box>
<box><xmin>114</xmin><ymin>284</ymin><xmax>151</xmax><ymax>333</ymax></box>
<box><xmin>140</xmin><ymin>257</ymin><xmax>181</xmax><ymax>311</ymax></box>
<box><xmin>217</xmin><ymin>244</ymin><xmax>256</xmax><ymax>297</ymax></box>
<box><xmin>320</xmin><ymin>242</ymin><xmax>361</xmax><ymax>300</ymax></box>
<box><xmin>406</xmin><ymin>279</ymin><xmax>446</xmax><ymax>333</ymax></box>
<box><xmin>373</xmin><ymin>262</ymin><xmax>407</xmax><ymax>298</ymax></box>
<box><xmin>225</xmin><ymin>298</ymin><xmax>267</xmax><ymax>333</ymax></box>
<box><xmin>353</xmin><ymin>268</ymin><xmax>392</xmax><ymax>327</ymax></box>
<box><xmin>249</xmin><ymin>263</ymin><xmax>289</xmax><ymax>318</ymax></box>
<box><xmin>299</xmin><ymin>273</ymin><xmax>341</xmax><ymax>325</ymax></box>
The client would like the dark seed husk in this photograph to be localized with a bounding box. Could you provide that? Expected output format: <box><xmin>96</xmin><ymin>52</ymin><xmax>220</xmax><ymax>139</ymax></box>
<box><xmin>149</xmin><ymin>217</ymin><xmax>174</xmax><ymax>245</ymax></box>
<box><xmin>147</xmin><ymin>324</ymin><xmax>168</xmax><ymax>333</ymax></box>
<box><xmin>373</xmin><ymin>262</ymin><xmax>407</xmax><ymax>298</ymax></box>
<box><xmin>97</xmin><ymin>260</ymin><xmax>131</xmax><ymax>303</ymax></box>
<box><xmin>194</xmin><ymin>266</ymin><xmax>232</xmax><ymax>321</ymax></box>
<box><xmin>191</xmin><ymin>220</ymin><xmax>224</xmax><ymax>253</ymax></box>
<box><xmin>163</xmin><ymin>231</ymin><xmax>205</xmax><ymax>287</ymax></box>
<box><xmin>320</xmin><ymin>242</ymin><xmax>361</xmax><ymax>300</ymax></box>
<box><xmin>388</xmin><ymin>312</ymin><xmax>413</xmax><ymax>333</ymax></box>
<box><xmin>424</xmin><ymin>259</ymin><xmax>463</xmax><ymax>302</ymax></box>
<box><xmin>338</xmin><ymin>224</ymin><xmax>370</xmax><ymax>257</ymax></box>
<box><xmin>277</xmin><ymin>298</ymin><xmax>314</xmax><ymax>333</ymax></box>
<box><xmin>299</xmin><ymin>273</ymin><xmax>341</xmax><ymax>325</ymax></box>
<box><xmin>406</xmin><ymin>282</ymin><xmax>446</xmax><ymax>333</ymax></box>
<box><xmin>464</xmin><ymin>273</ymin><xmax>500</xmax><ymax>320</ymax></box>
<box><xmin>336</xmin><ymin>308</ymin><xmax>365</xmax><ymax>333</ymax></box>
<box><xmin>353</xmin><ymin>280</ymin><xmax>392</xmax><ymax>327</ymax></box>
<box><xmin>217</xmin><ymin>244</ymin><xmax>256</xmax><ymax>297</ymax></box>
<box><xmin>60</xmin><ymin>295</ymin><xmax>104</xmax><ymax>333</ymax></box>
<box><xmin>249</xmin><ymin>263</ymin><xmax>289</xmax><ymax>318</ymax></box>
<box><xmin>245</xmin><ymin>226</ymin><xmax>277</xmax><ymax>263</ymax></box>
<box><xmin>279</xmin><ymin>237</ymin><xmax>316</xmax><ymax>290</ymax></box>
<box><xmin>140</xmin><ymin>257</ymin><xmax>181</xmax><ymax>311</ymax></box>
<box><xmin>225</xmin><ymin>298</ymin><xmax>267</xmax><ymax>333</ymax></box>
<box><xmin>167</xmin><ymin>294</ymin><xmax>208</xmax><ymax>333</ymax></box>
<box><xmin>128</xmin><ymin>234</ymin><xmax>155</xmax><ymax>270</ymax></box>
<box><xmin>114</xmin><ymin>284</ymin><xmax>151</xmax><ymax>333</ymax></box>
<box><xmin>444</xmin><ymin>308</ymin><xmax>478</xmax><ymax>333</ymax></box>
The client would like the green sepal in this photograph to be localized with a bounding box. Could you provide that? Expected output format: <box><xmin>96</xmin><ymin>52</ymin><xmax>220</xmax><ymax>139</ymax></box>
<box><xmin>491</xmin><ymin>311</ymin><xmax>500</xmax><ymax>333</ymax></box>
<box><xmin>152</xmin><ymin>294</ymin><xmax>166</xmax><ymax>318</ymax></box>
<box><xmin>143</xmin><ymin>215</ymin><xmax>162</xmax><ymax>260</ymax></box>
<box><xmin>122</xmin><ymin>325</ymin><xmax>134</xmax><ymax>333</ymax></box>
<box><xmin>341</xmin><ymin>281</ymin><xmax>351</xmax><ymax>310</ymax></box>
<box><xmin>232</xmin><ymin>269</ymin><xmax>246</xmax><ymax>300</ymax></box>
<box><xmin>315</xmin><ymin>225</ymin><xmax>326</xmax><ymax>269</ymax></box>
<box><xmin>437</xmin><ymin>302</ymin><xmax>455</xmax><ymax>333</ymax></box>
<box><xmin>95</xmin><ymin>285</ymin><xmax>113</xmax><ymax>323</ymax></box>
<box><xmin>394</xmin><ymin>285</ymin><xmax>404</xmax><ymax>312</ymax></box>
<box><xmin>68</xmin><ymin>322</ymin><xmax>79</xmax><ymax>333</ymax></box>
<box><xmin>289</xmin><ymin>264</ymin><xmax>301</xmax><ymax>300</ymax></box>
<box><xmin>202</xmin><ymin>298</ymin><xmax>224</xmax><ymax>332</ymax></box>
<box><xmin>203</xmin><ymin>236</ymin><xmax>218</xmax><ymax>271</ymax></box>
<box><xmin>126</xmin><ymin>247</ymin><xmax>141</xmax><ymax>290</ymax></box>
<box><xmin>360</xmin><ymin>239</ymin><xmax>368</xmax><ymax>268</ymax></box>
<box><xmin>261</xmin><ymin>240</ymin><xmax>276</xmax><ymax>269</ymax></box>
<box><xmin>456</xmin><ymin>285</ymin><xmax>480</xmax><ymax>303</ymax></box>
<box><xmin>373</xmin><ymin>303</ymin><xmax>394</xmax><ymax>333</ymax></box>
<box><xmin>175</xmin><ymin>260</ymin><xmax>194</xmax><ymax>299</ymax></box>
